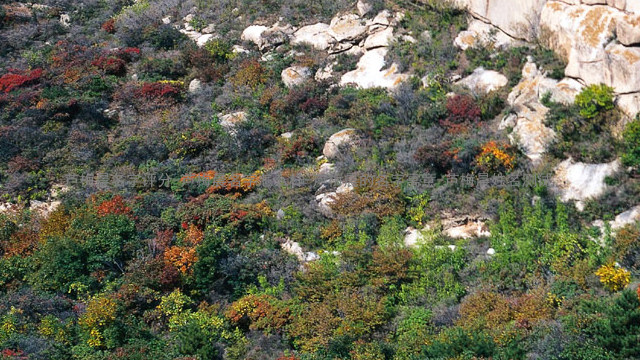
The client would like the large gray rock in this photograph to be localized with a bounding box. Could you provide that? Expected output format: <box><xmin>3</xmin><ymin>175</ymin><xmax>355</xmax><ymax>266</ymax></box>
<box><xmin>501</xmin><ymin>62</ymin><xmax>582</xmax><ymax>163</ymax></box>
<box><xmin>452</xmin><ymin>0</ymin><xmax>548</xmax><ymax>41</ymax></box>
<box><xmin>363</xmin><ymin>27</ymin><xmax>394</xmax><ymax>49</ymax></box>
<box><xmin>541</xmin><ymin>2</ymin><xmax>640</xmax><ymax>94</ymax></box>
<box><xmin>454</xmin><ymin>19</ymin><xmax>523</xmax><ymax>50</ymax></box>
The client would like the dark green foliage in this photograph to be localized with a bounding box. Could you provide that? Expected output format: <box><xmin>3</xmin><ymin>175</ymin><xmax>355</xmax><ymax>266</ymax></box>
<box><xmin>622</xmin><ymin>117</ymin><xmax>640</xmax><ymax>168</ymax></box>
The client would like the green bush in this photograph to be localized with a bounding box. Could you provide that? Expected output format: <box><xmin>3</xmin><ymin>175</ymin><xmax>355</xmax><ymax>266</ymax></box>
<box><xmin>622</xmin><ymin>118</ymin><xmax>640</xmax><ymax>168</ymax></box>
<box><xmin>575</xmin><ymin>84</ymin><xmax>615</xmax><ymax>119</ymax></box>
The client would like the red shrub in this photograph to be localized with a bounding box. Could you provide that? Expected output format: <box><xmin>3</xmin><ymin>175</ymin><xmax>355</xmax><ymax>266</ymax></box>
<box><xmin>137</xmin><ymin>82</ymin><xmax>181</xmax><ymax>100</ymax></box>
<box><xmin>0</xmin><ymin>68</ymin><xmax>43</xmax><ymax>93</ymax></box>
<box><xmin>92</xmin><ymin>56</ymin><xmax>127</xmax><ymax>76</ymax></box>
<box><xmin>440</xmin><ymin>94</ymin><xmax>481</xmax><ymax>133</ymax></box>
<box><xmin>114</xmin><ymin>47</ymin><xmax>141</xmax><ymax>62</ymax></box>
<box><xmin>101</xmin><ymin>18</ymin><xmax>116</xmax><ymax>33</ymax></box>
<box><xmin>96</xmin><ymin>195</ymin><xmax>132</xmax><ymax>217</ymax></box>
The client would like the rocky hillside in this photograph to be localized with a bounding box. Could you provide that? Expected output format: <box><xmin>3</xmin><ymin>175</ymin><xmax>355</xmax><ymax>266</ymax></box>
<box><xmin>1</xmin><ymin>0</ymin><xmax>640</xmax><ymax>359</ymax></box>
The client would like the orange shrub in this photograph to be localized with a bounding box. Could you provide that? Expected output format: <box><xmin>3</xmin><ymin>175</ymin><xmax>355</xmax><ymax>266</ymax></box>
<box><xmin>96</xmin><ymin>195</ymin><xmax>131</xmax><ymax>217</ymax></box>
<box><xmin>474</xmin><ymin>141</ymin><xmax>516</xmax><ymax>173</ymax></box>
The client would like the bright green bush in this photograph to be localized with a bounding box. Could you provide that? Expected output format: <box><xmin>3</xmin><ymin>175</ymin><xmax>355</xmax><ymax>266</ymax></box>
<box><xmin>575</xmin><ymin>84</ymin><xmax>615</xmax><ymax>119</ymax></box>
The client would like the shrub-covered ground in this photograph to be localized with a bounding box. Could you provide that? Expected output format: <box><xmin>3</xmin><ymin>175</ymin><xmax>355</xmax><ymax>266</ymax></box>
<box><xmin>1</xmin><ymin>0</ymin><xmax>640</xmax><ymax>359</ymax></box>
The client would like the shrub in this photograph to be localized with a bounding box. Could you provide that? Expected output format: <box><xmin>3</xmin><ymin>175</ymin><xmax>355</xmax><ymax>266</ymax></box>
<box><xmin>474</xmin><ymin>141</ymin><xmax>516</xmax><ymax>173</ymax></box>
<box><xmin>440</xmin><ymin>94</ymin><xmax>481</xmax><ymax>133</ymax></box>
<box><xmin>622</xmin><ymin>118</ymin><xmax>640</xmax><ymax>168</ymax></box>
<box><xmin>0</xmin><ymin>69</ymin><xmax>43</xmax><ymax>93</ymax></box>
<box><xmin>413</xmin><ymin>141</ymin><xmax>453</xmax><ymax>174</ymax></box>
<box><xmin>91</xmin><ymin>56</ymin><xmax>127</xmax><ymax>76</ymax></box>
<box><xmin>230</xmin><ymin>59</ymin><xmax>270</xmax><ymax>90</ymax></box>
<box><xmin>203</xmin><ymin>39</ymin><xmax>235</xmax><ymax>63</ymax></box>
<box><xmin>575</xmin><ymin>84</ymin><xmax>614</xmax><ymax>119</ymax></box>
<box><xmin>595</xmin><ymin>263</ymin><xmax>630</xmax><ymax>292</ymax></box>
<box><xmin>102</xmin><ymin>18</ymin><xmax>116</xmax><ymax>33</ymax></box>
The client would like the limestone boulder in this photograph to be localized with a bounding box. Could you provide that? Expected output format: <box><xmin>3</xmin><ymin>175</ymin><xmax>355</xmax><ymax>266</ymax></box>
<box><xmin>340</xmin><ymin>48</ymin><xmax>409</xmax><ymax>89</ymax></box>
<box><xmin>188</xmin><ymin>79</ymin><xmax>202</xmax><ymax>94</ymax></box>
<box><xmin>315</xmin><ymin>183</ymin><xmax>353</xmax><ymax>217</ymax></box>
<box><xmin>281</xmin><ymin>66</ymin><xmax>311</xmax><ymax>88</ymax></box>
<box><xmin>291</xmin><ymin>23</ymin><xmax>333</xmax><ymax>50</ymax></box>
<box><xmin>456</xmin><ymin>67</ymin><xmax>508</xmax><ymax>94</ymax></box>
<box><xmin>357</xmin><ymin>0</ymin><xmax>373</xmax><ymax>16</ymax></box>
<box><xmin>501</xmin><ymin>62</ymin><xmax>583</xmax><ymax>163</ymax></box>
<box><xmin>218</xmin><ymin>111</ymin><xmax>247</xmax><ymax>135</ymax></box>
<box><xmin>323</xmin><ymin>129</ymin><xmax>360</xmax><ymax>159</ymax></box>
<box><xmin>363</xmin><ymin>27</ymin><xmax>394</xmax><ymax>49</ymax></box>
<box><xmin>454</xmin><ymin>19</ymin><xmax>521</xmax><ymax>50</ymax></box>
<box><xmin>553</xmin><ymin>157</ymin><xmax>621</xmax><ymax>209</ymax></box>
<box><xmin>442</xmin><ymin>214</ymin><xmax>491</xmax><ymax>239</ymax></box>
<box><xmin>281</xmin><ymin>238</ymin><xmax>320</xmax><ymax>262</ymax></box>
<box><xmin>328</xmin><ymin>14</ymin><xmax>369</xmax><ymax>42</ymax></box>
<box><xmin>541</xmin><ymin>2</ymin><xmax>640</xmax><ymax>94</ymax></box>
<box><xmin>241</xmin><ymin>25</ymin><xmax>268</xmax><ymax>46</ymax></box>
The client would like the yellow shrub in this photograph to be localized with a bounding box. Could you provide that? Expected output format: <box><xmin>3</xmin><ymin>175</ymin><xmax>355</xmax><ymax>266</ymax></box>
<box><xmin>596</xmin><ymin>263</ymin><xmax>630</xmax><ymax>292</ymax></box>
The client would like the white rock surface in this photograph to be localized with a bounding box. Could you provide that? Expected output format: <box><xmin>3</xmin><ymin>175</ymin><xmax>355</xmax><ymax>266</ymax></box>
<box><xmin>456</xmin><ymin>67</ymin><xmax>508</xmax><ymax>94</ymax></box>
<box><xmin>29</xmin><ymin>200</ymin><xmax>61</xmax><ymax>218</ymax></box>
<box><xmin>281</xmin><ymin>238</ymin><xmax>320</xmax><ymax>262</ymax></box>
<box><xmin>357</xmin><ymin>0</ymin><xmax>373</xmax><ymax>16</ymax></box>
<box><xmin>291</xmin><ymin>23</ymin><xmax>333</xmax><ymax>50</ymax></box>
<box><xmin>453</xmin><ymin>0</ymin><xmax>548</xmax><ymax>41</ymax></box>
<box><xmin>281</xmin><ymin>66</ymin><xmax>311</xmax><ymax>88</ymax></box>
<box><xmin>323</xmin><ymin>129</ymin><xmax>359</xmax><ymax>159</ymax></box>
<box><xmin>218</xmin><ymin>111</ymin><xmax>247</xmax><ymax>134</ymax></box>
<box><xmin>553</xmin><ymin>157</ymin><xmax>621</xmax><ymax>209</ymax></box>
<box><xmin>454</xmin><ymin>19</ymin><xmax>521</xmax><ymax>50</ymax></box>
<box><xmin>188</xmin><ymin>79</ymin><xmax>202</xmax><ymax>94</ymax></box>
<box><xmin>340</xmin><ymin>48</ymin><xmax>409</xmax><ymax>89</ymax></box>
<box><xmin>241</xmin><ymin>25</ymin><xmax>269</xmax><ymax>47</ymax></box>
<box><xmin>541</xmin><ymin>2</ymin><xmax>640</xmax><ymax>94</ymax></box>
<box><xmin>501</xmin><ymin>62</ymin><xmax>583</xmax><ymax>163</ymax></box>
<box><xmin>444</xmin><ymin>220</ymin><xmax>491</xmax><ymax>239</ymax></box>
<box><xmin>329</xmin><ymin>14</ymin><xmax>369</xmax><ymax>42</ymax></box>
<box><xmin>315</xmin><ymin>182</ymin><xmax>353</xmax><ymax>216</ymax></box>
<box><xmin>363</xmin><ymin>27</ymin><xmax>394</xmax><ymax>49</ymax></box>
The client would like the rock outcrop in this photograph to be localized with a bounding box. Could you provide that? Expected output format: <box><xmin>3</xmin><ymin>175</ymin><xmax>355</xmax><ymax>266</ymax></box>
<box><xmin>456</xmin><ymin>67</ymin><xmax>508</xmax><ymax>94</ymax></box>
<box><xmin>323</xmin><ymin>129</ymin><xmax>360</xmax><ymax>159</ymax></box>
<box><xmin>281</xmin><ymin>66</ymin><xmax>311</xmax><ymax>88</ymax></box>
<box><xmin>453</xmin><ymin>0</ymin><xmax>640</xmax><ymax>119</ymax></box>
<box><xmin>500</xmin><ymin>61</ymin><xmax>583</xmax><ymax>163</ymax></box>
<box><xmin>553</xmin><ymin>157</ymin><xmax>621</xmax><ymax>210</ymax></box>
<box><xmin>340</xmin><ymin>48</ymin><xmax>409</xmax><ymax>89</ymax></box>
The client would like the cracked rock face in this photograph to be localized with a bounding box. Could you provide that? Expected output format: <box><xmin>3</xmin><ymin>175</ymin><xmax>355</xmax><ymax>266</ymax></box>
<box><xmin>541</xmin><ymin>2</ymin><xmax>640</xmax><ymax>94</ymax></box>
<box><xmin>500</xmin><ymin>62</ymin><xmax>582</xmax><ymax>164</ymax></box>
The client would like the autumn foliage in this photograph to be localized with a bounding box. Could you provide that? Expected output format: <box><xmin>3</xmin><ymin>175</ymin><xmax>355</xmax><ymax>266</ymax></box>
<box><xmin>0</xmin><ymin>69</ymin><xmax>43</xmax><ymax>93</ymax></box>
<box><xmin>440</xmin><ymin>94</ymin><xmax>481</xmax><ymax>133</ymax></box>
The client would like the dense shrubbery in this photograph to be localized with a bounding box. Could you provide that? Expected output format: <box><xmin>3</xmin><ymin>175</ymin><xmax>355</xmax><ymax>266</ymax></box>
<box><xmin>544</xmin><ymin>85</ymin><xmax>620</xmax><ymax>163</ymax></box>
<box><xmin>0</xmin><ymin>0</ymin><xmax>638</xmax><ymax>358</ymax></box>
